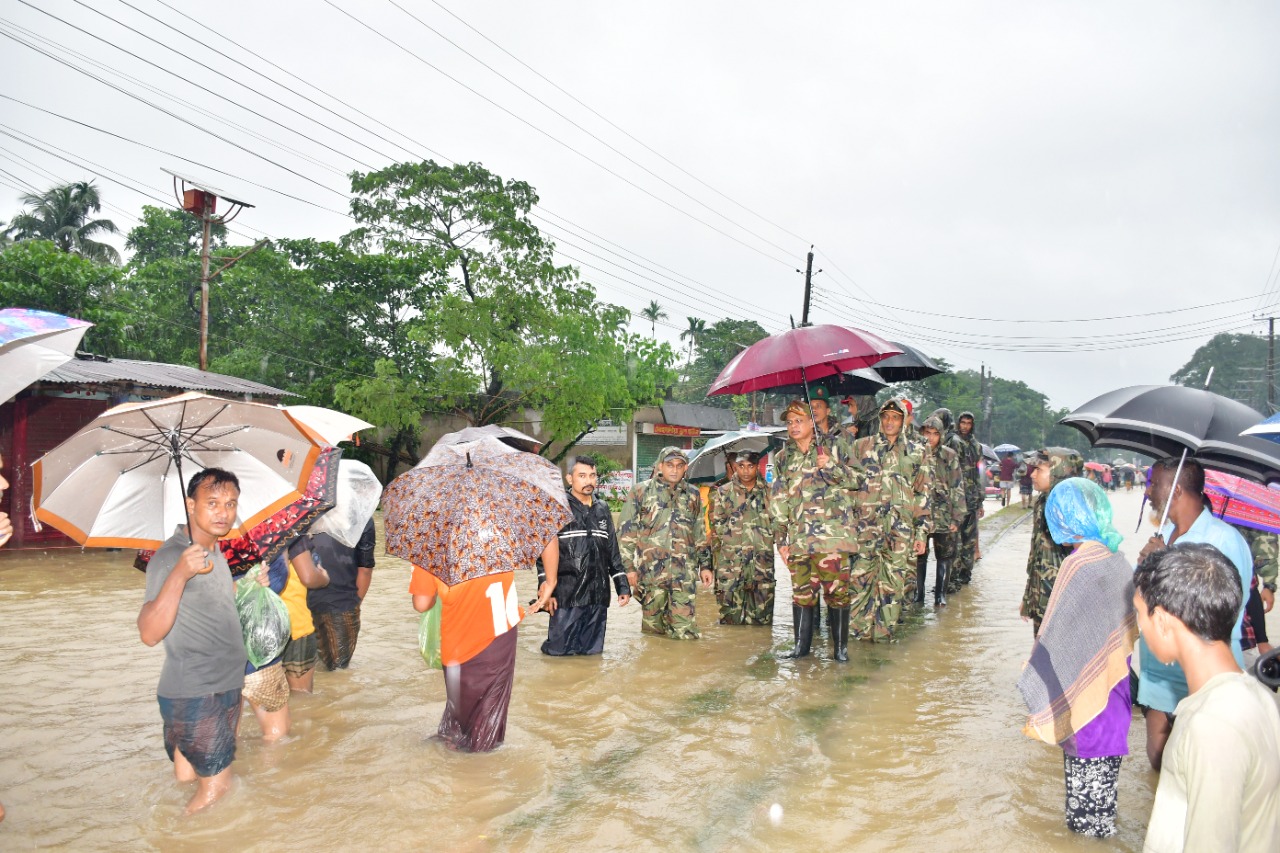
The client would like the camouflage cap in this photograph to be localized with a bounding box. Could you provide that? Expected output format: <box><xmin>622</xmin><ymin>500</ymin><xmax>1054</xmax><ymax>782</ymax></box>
<box><xmin>728</xmin><ymin>450</ymin><xmax>762</xmax><ymax>464</ymax></box>
<box><xmin>657</xmin><ymin>446</ymin><xmax>687</xmax><ymax>464</ymax></box>
<box><xmin>784</xmin><ymin>400</ymin><xmax>810</xmax><ymax>420</ymax></box>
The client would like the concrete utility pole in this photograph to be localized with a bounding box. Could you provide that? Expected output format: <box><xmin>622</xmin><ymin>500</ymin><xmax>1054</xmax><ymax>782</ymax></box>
<box><xmin>980</xmin><ymin>363</ymin><xmax>995</xmax><ymax>443</ymax></box>
<box><xmin>168</xmin><ymin>171</ymin><xmax>258</xmax><ymax>370</ymax></box>
<box><xmin>1252</xmin><ymin>314</ymin><xmax>1276</xmax><ymax>412</ymax></box>
<box><xmin>797</xmin><ymin>246</ymin><xmax>821</xmax><ymax>327</ymax></box>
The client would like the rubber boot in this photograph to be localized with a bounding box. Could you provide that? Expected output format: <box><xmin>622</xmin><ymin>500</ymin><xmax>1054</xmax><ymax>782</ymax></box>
<box><xmin>782</xmin><ymin>605</ymin><xmax>814</xmax><ymax>659</ymax></box>
<box><xmin>827</xmin><ymin>603</ymin><xmax>837</xmax><ymax>643</ymax></box>
<box><xmin>914</xmin><ymin>554</ymin><xmax>928</xmax><ymax>605</ymax></box>
<box><xmin>934</xmin><ymin>559</ymin><xmax>949</xmax><ymax>607</ymax></box>
<box><xmin>831</xmin><ymin>606</ymin><xmax>850</xmax><ymax>662</ymax></box>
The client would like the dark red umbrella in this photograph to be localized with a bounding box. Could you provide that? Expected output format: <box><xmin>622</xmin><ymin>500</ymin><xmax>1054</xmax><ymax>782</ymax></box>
<box><xmin>707</xmin><ymin>325</ymin><xmax>901</xmax><ymax>396</ymax></box>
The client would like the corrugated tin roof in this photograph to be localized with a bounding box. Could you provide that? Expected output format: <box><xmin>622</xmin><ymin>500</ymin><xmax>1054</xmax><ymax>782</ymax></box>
<box><xmin>660</xmin><ymin>403</ymin><xmax>739</xmax><ymax>431</ymax></box>
<box><xmin>40</xmin><ymin>356</ymin><xmax>293</xmax><ymax>397</ymax></box>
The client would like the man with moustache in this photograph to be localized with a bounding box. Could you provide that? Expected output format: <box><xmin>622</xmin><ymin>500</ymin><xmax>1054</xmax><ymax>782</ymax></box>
<box><xmin>540</xmin><ymin>456</ymin><xmax>631</xmax><ymax>655</ymax></box>
<box><xmin>137</xmin><ymin>468</ymin><xmax>247</xmax><ymax>815</ymax></box>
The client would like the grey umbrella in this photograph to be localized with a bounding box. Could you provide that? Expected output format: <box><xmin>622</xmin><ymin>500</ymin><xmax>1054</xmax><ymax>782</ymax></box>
<box><xmin>686</xmin><ymin>429</ymin><xmax>784</xmax><ymax>483</ymax></box>
<box><xmin>870</xmin><ymin>341</ymin><xmax>944</xmax><ymax>382</ymax></box>
<box><xmin>1059</xmin><ymin>384</ymin><xmax>1280</xmax><ymax>483</ymax></box>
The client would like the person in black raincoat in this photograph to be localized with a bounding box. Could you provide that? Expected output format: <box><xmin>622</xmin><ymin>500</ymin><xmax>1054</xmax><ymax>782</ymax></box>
<box><xmin>538</xmin><ymin>456</ymin><xmax>632</xmax><ymax>655</ymax></box>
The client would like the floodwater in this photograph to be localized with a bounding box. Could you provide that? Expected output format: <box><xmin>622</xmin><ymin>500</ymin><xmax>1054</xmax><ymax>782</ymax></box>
<box><xmin>1</xmin><ymin>487</ymin><xmax>1270</xmax><ymax>851</ymax></box>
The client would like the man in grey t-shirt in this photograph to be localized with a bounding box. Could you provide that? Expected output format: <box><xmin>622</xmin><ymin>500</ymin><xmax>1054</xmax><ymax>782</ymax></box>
<box><xmin>138</xmin><ymin>468</ymin><xmax>247</xmax><ymax>815</ymax></box>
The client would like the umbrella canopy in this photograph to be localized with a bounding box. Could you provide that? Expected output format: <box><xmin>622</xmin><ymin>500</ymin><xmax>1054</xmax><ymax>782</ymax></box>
<box><xmin>980</xmin><ymin>444</ymin><xmax>1000</xmax><ymax>463</ymax></box>
<box><xmin>686</xmin><ymin>428</ymin><xmax>784</xmax><ymax>483</ymax></box>
<box><xmin>766</xmin><ymin>367</ymin><xmax>889</xmax><ymax>399</ymax></box>
<box><xmin>218</xmin><ymin>446</ymin><xmax>342</xmax><ymax>572</ymax></box>
<box><xmin>1203</xmin><ymin>470</ymin><xmax>1280</xmax><ymax>535</ymax></box>
<box><xmin>435</xmin><ymin>423</ymin><xmax>543</xmax><ymax>453</ymax></box>
<box><xmin>308</xmin><ymin>459</ymin><xmax>383</xmax><ymax>548</ymax></box>
<box><xmin>0</xmin><ymin>308</ymin><xmax>93</xmax><ymax>403</ymax></box>
<box><xmin>284</xmin><ymin>405</ymin><xmax>374</xmax><ymax>445</ymax></box>
<box><xmin>994</xmin><ymin>443</ymin><xmax>1021</xmax><ymax>454</ymax></box>
<box><xmin>1241</xmin><ymin>411</ymin><xmax>1280</xmax><ymax>444</ymax></box>
<box><xmin>1083</xmin><ymin>461</ymin><xmax>1111</xmax><ymax>473</ymax></box>
<box><xmin>32</xmin><ymin>391</ymin><xmax>324</xmax><ymax>549</ymax></box>
<box><xmin>1059</xmin><ymin>385</ymin><xmax>1280</xmax><ymax>483</ymax></box>
<box><xmin>708</xmin><ymin>325</ymin><xmax>901</xmax><ymax>395</ymax></box>
<box><xmin>382</xmin><ymin>436</ymin><xmax>570</xmax><ymax>586</ymax></box>
<box><xmin>869</xmin><ymin>341</ymin><xmax>944</xmax><ymax>382</ymax></box>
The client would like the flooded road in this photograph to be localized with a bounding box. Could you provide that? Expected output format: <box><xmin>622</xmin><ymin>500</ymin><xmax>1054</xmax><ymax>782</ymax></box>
<box><xmin>1</xmin><ymin>487</ymin><xmax>1270</xmax><ymax>851</ymax></box>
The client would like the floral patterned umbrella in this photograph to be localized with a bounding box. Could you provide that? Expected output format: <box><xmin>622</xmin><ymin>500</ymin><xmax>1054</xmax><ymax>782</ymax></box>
<box><xmin>382</xmin><ymin>437</ymin><xmax>570</xmax><ymax>586</ymax></box>
<box><xmin>0</xmin><ymin>308</ymin><xmax>93</xmax><ymax>403</ymax></box>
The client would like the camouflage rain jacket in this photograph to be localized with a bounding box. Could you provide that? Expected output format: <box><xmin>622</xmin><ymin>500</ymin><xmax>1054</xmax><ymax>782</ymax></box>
<box><xmin>850</xmin><ymin>426</ymin><xmax>933</xmax><ymax>549</ymax></box>
<box><xmin>769</xmin><ymin>433</ymin><xmax>866</xmax><ymax>556</ymax></box>
<box><xmin>1019</xmin><ymin>447</ymin><xmax>1084</xmax><ymax>622</ymax></box>
<box><xmin>1241</xmin><ymin>526</ymin><xmax>1279</xmax><ymax>589</ymax></box>
<box><xmin>951</xmin><ymin>411</ymin><xmax>985</xmax><ymax>513</ymax></box>
<box><xmin>921</xmin><ymin>418</ymin><xmax>968</xmax><ymax>532</ymax></box>
<box><xmin>617</xmin><ymin>456</ymin><xmax>710</xmax><ymax>580</ymax></box>
<box><xmin>709</xmin><ymin>478</ymin><xmax>774</xmax><ymax>565</ymax></box>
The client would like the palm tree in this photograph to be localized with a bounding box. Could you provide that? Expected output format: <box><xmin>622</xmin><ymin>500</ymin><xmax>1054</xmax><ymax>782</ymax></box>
<box><xmin>639</xmin><ymin>300</ymin><xmax>667</xmax><ymax>337</ymax></box>
<box><xmin>9</xmin><ymin>181</ymin><xmax>121</xmax><ymax>264</ymax></box>
<box><xmin>680</xmin><ymin>316</ymin><xmax>707</xmax><ymax>363</ymax></box>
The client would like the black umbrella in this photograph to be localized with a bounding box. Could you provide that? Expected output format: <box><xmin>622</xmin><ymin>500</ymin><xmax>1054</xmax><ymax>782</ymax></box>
<box><xmin>1059</xmin><ymin>385</ymin><xmax>1280</xmax><ymax>483</ymax></box>
<box><xmin>769</xmin><ymin>367</ymin><xmax>888</xmax><ymax>398</ymax></box>
<box><xmin>870</xmin><ymin>341</ymin><xmax>944</xmax><ymax>382</ymax></box>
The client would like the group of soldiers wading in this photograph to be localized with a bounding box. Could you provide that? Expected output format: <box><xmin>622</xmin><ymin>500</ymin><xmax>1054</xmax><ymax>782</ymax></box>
<box><xmin>618</xmin><ymin>391</ymin><xmax>986</xmax><ymax>660</ymax></box>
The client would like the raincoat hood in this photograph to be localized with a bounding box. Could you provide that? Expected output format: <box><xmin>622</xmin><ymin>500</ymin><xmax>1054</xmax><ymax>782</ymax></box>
<box><xmin>930</xmin><ymin>408</ymin><xmax>955</xmax><ymax>432</ymax></box>
<box><xmin>957</xmin><ymin>410</ymin><xmax>976</xmax><ymax>424</ymax></box>
<box><xmin>922</xmin><ymin>415</ymin><xmax>945</xmax><ymax>433</ymax></box>
<box><xmin>1028</xmin><ymin>446</ymin><xmax>1083</xmax><ymax>488</ymax></box>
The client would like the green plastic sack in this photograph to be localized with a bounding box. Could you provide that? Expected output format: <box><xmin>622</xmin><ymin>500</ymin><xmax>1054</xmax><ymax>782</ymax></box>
<box><xmin>418</xmin><ymin>598</ymin><xmax>442</xmax><ymax>669</ymax></box>
<box><xmin>234</xmin><ymin>567</ymin><xmax>292</xmax><ymax>668</ymax></box>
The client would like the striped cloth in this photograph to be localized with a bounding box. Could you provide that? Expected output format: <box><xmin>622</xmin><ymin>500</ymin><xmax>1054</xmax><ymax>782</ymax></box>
<box><xmin>1019</xmin><ymin>541</ymin><xmax>1138</xmax><ymax>746</ymax></box>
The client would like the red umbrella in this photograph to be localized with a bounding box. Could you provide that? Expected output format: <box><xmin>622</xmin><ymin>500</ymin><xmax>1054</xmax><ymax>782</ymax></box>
<box><xmin>1204</xmin><ymin>470</ymin><xmax>1280</xmax><ymax>535</ymax></box>
<box><xmin>707</xmin><ymin>325</ymin><xmax>901</xmax><ymax>396</ymax></box>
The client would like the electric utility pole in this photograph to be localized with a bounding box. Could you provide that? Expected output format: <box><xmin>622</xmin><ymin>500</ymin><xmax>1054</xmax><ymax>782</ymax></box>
<box><xmin>1253</xmin><ymin>314</ymin><xmax>1276</xmax><ymax>412</ymax></box>
<box><xmin>167</xmin><ymin>170</ymin><xmax>260</xmax><ymax>370</ymax></box>
<box><xmin>797</xmin><ymin>246</ymin><xmax>821</xmax><ymax>326</ymax></box>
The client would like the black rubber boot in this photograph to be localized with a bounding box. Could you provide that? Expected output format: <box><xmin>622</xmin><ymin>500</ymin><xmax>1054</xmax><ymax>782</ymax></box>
<box><xmin>831</xmin><ymin>606</ymin><xmax>850</xmax><ymax>662</ymax></box>
<box><xmin>782</xmin><ymin>605</ymin><xmax>814</xmax><ymax>659</ymax></box>
<box><xmin>934</xmin><ymin>559</ymin><xmax>949</xmax><ymax>607</ymax></box>
<box><xmin>914</xmin><ymin>553</ymin><xmax>928</xmax><ymax>605</ymax></box>
<box><xmin>827</xmin><ymin>603</ymin><xmax>837</xmax><ymax>642</ymax></box>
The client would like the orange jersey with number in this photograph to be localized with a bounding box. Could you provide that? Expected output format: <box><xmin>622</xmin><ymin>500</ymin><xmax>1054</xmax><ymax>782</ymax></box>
<box><xmin>409</xmin><ymin>568</ymin><xmax>525</xmax><ymax>666</ymax></box>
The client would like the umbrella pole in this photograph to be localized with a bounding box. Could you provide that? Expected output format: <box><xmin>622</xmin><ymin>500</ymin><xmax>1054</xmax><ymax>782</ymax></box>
<box><xmin>800</xmin><ymin>364</ymin><xmax>822</xmax><ymax>450</ymax></box>
<box><xmin>170</xmin><ymin>435</ymin><xmax>195</xmax><ymax>546</ymax></box>
<box><xmin>1156</xmin><ymin>449</ymin><xmax>1187</xmax><ymax>538</ymax></box>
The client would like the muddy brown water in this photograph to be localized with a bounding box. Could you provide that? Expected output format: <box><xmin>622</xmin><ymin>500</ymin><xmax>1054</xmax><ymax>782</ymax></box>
<box><xmin>2</xmin><ymin>488</ymin><xmax>1270</xmax><ymax>851</ymax></box>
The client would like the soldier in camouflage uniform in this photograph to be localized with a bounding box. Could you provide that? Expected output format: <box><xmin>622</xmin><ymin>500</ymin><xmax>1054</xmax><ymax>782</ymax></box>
<box><xmin>847</xmin><ymin>399</ymin><xmax>931</xmax><ymax>641</ymax></box>
<box><xmin>809</xmin><ymin>385</ymin><xmax>850</xmax><ymax>441</ymax></box>
<box><xmin>709</xmin><ymin>451</ymin><xmax>775</xmax><ymax>625</ymax></box>
<box><xmin>916</xmin><ymin>416</ymin><xmax>967</xmax><ymax>606</ymax></box>
<box><xmin>1238</xmin><ymin>526</ymin><xmax>1277</xmax><ymax>660</ymax></box>
<box><xmin>1018</xmin><ymin>447</ymin><xmax>1082</xmax><ymax>636</ymax></box>
<box><xmin>769</xmin><ymin>400</ymin><xmax>866</xmax><ymax>661</ymax></box>
<box><xmin>948</xmin><ymin>410</ymin><xmax>985</xmax><ymax>591</ymax></box>
<box><xmin>617</xmin><ymin>446</ymin><xmax>712</xmax><ymax>640</ymax></box>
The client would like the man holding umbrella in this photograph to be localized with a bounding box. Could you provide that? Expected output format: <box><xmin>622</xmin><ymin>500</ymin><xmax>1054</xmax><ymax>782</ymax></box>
<box><xmin>769</xmin><ymin>401</ymin><xmax>866</xmax><ymax>660</ymax></box>
<box><xmin>618</xmin><ymin>447</ymin><xmax>712</xmax><ymax>640</ymax></box>
<box><xmin>849</xmin><ymin>399</ymin><xmax>931</xmax><ymax>638</ymax></box>
<box><xmin>709</xmin><ymin>450</ymin><xmax>775</xmax><ymax>625</ymax></box>
<box><xmin>137</xmin><ymin>468</ymin><xmax>247</xmax><ymax>815</ymax></box>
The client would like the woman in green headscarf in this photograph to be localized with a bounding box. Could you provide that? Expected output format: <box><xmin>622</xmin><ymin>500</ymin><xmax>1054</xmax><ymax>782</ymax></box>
<box><xmin>1017</xmin><ymin>477</ymin><xmax>1138</xmax><ymax>838</ymax></box>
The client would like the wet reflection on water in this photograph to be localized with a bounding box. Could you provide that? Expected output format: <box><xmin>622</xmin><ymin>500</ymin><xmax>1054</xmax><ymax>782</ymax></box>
<box><xmin>0</xmin><ymin>492</ymin><xmax>1177</xmax><ymax>851</ymax></box>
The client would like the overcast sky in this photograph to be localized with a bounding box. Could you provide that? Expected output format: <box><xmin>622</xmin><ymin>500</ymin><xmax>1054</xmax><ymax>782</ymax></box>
<box><xmin>3</xmin><ymin>0</ymin><xmax>1278</xmax><ymax>409</ymax></box>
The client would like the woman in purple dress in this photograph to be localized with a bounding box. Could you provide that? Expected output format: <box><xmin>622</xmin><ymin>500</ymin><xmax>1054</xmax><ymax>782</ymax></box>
<box><xmin>1017</xmin><ymin>477</ymin><xmax>1138</xmax><ymax>838</ymax></box>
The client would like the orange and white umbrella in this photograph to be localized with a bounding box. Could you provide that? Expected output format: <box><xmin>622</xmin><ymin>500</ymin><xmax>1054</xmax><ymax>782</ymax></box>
<box><xmin>32</xmin><ymin>391</ymin><xmax>323</xmax><ymax>549</ymax></box>
<box><xmin>283</xmin><ymin>405</ymin><xmax>374</xmax><ymax>446</ymax></box>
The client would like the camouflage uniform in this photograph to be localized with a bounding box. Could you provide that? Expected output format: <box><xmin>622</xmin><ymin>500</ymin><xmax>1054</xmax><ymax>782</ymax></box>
<box><xmin>916</xmin><ymin>415</ymin><xmax>968</xmax><ymax>605</ymax></box>
<box><xmin>709</xmin><ymin>477</ymin><xmax>775</xmax><ymax>625</ymax></box>
<box><xmin>1019</xmin><ymin>447</ymin><xmax>1083</xmax><ymax>634</ymax></box>
<box><xmin>617</xmin><ymin>448</ymin><xmax>710</xmax><ymax>640</ymax></box>
<box><xmin>945</xmin><ymin>410</ymin><xmax>984</xmax><ymax>590</ymax></box>
<box><xmin>768</xmin><ymin>432</ymin><xmax>865</xmax><ymax>609</ymax></box>
<box><xmin>1242</xmin><ymin>526</ymin><xmax>1280</xmax><ymax>590</ymax></box>
<box><xmin>848</xmin><ymin>405</ymin><xmax>932</xmax><ymax>640</ymax></box>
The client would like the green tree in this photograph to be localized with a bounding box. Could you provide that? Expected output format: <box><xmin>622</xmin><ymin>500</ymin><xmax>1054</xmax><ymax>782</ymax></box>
<box><xmin>1171</xmin><ymin>332</ymin><xmax>1270</xmax><ymax>413</ymax></box>
<box><xmin>0</xmin><ymin>239</ymin><xmax>131</xmax><ymax>353</ymax></box>
<box><xmin>8</xmin><ymin>181</ymin><xmax>121</xmax><ymax>264</ymax></box>
<box><xmin>680</xmin><ymin>316</ymin><xmax>706</xmax><ymax>364</ymax></box>
<box><xmin>640</xmin><ymin>300</ymin><xmax>667</xmax><ymax>336</ymax></box>
<box><xmin>124</xmin><ymin>205</ymin><xmax>226</xmax><ymax>266</ymax></box>
<box><xmin>342</xmin><ymin>160</ymin><xmax>677</xmax><ymax>461</ymax></box>
<box><xmin>675</xmin><ymin>317</ymin><xmax>771</xmax><ymax>407</ymax></box>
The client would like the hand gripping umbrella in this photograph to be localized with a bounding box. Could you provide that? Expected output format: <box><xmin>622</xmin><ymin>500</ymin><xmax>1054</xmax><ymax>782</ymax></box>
<box><xmin>33</xmin><ymin>391</ymin><xmax>324</xmax><ymax>549</ymax></box>
<box><xmin>0</xmin><ymin>308</ymin><xmax>93</xmax><ymax>403</ymax></box>
<box><xmin>382</xmin><ymin>436</ymin><xmax>571</xmax><ymax>587</ymax></box>
<box><xmin>708</xmin><ymin>324</ymin><xmax>900</xmax><ymax>446</ymax></box>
